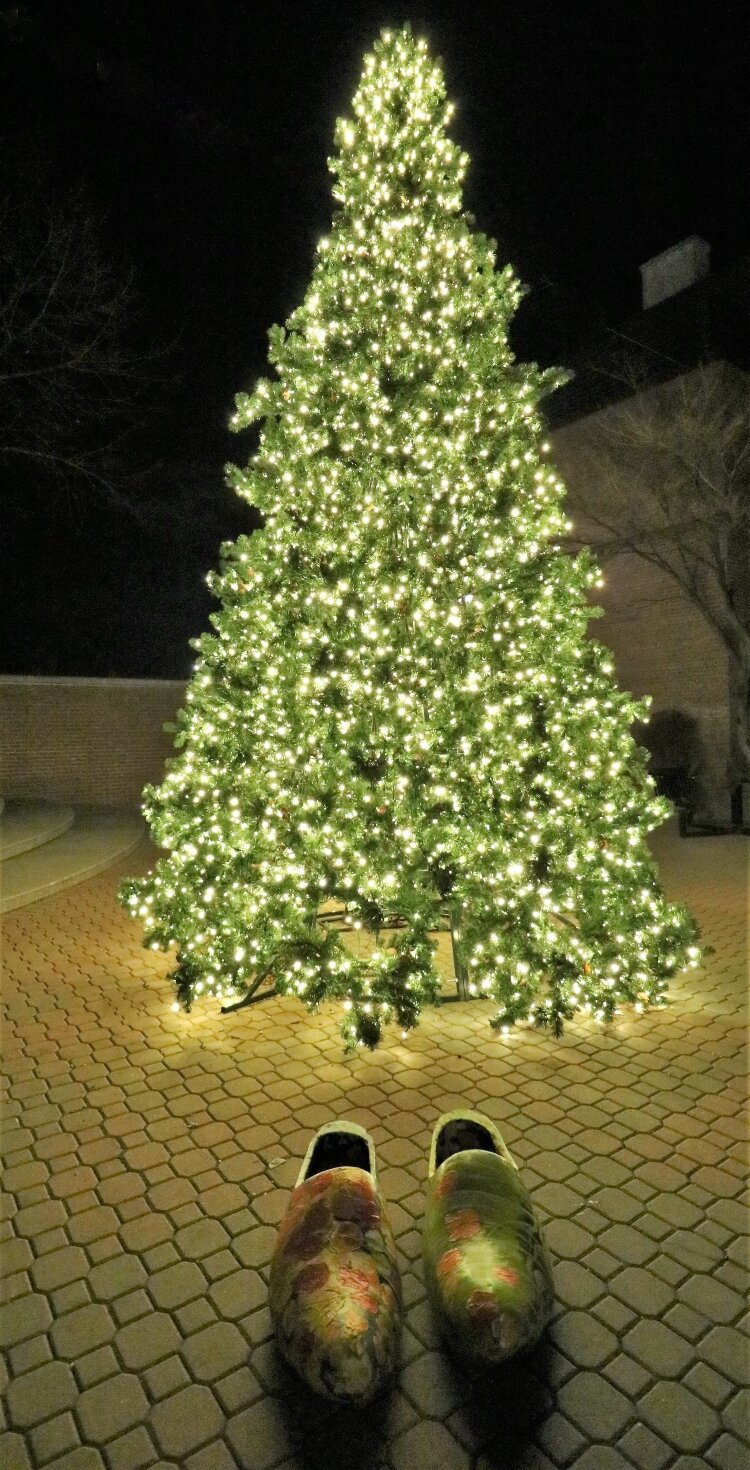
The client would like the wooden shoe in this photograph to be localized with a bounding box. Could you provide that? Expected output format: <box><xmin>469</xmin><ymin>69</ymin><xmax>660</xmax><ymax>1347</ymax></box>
<box><xmin>269</xmin><ymin>1121</ymin><xmax>401</xmax><ymax>1402</ymax></box>
<box><xmin>422</xmin><ymin>1109</ymin><xmax>553</xmax><ymax>1364</ymax></box>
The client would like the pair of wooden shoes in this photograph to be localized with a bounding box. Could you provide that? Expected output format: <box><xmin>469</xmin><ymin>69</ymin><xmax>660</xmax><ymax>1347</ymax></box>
<box><xmin>269</xmin><ymin>1110</ymin><xmax>553</xmax><ymax>1403</ymax></box>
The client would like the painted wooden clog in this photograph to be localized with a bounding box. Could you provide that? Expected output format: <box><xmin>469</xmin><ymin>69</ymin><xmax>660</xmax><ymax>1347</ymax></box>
<box><xmin>269</xmin><ymin>1121</ymin><xmax>401</xmax><ymax>1402</ymax></box>
<box><xmin>423</xmin><ymin>1109</ymin><xmax>553</xmax><ymax>1364</ymax></box>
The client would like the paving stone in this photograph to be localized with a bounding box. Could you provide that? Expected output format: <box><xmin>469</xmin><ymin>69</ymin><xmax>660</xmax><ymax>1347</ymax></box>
<box><xmin>608</xmin><ymin>1267</ymin><xmax>672</xmax><ymax>1315</ymax></box>
<box><xmin>50</xmin><ymin>1303</ymin><xmax>115</xmax><ymax>1359</ymax></box>
<box><xmin>603</xmin><ymin>1353</ymin><xmax>652</xmax><ymax>1398</ymax></box>
<box><xmin>599</xmin><ymin>1223</ymin><xmax>655</xmax><ymax>1265</ymax></box>
<box><xmin>209</xmin><ymin>1268</ymin><xmax>266</xmax><ymax>1318</ymax></box>
<box><xmin>227</xmin><ymin>1225</ymin><xmax>274</xmax><ymax>1272</ymax></box>
<box><xmin>35</xmin><ymin>1450</ymin><xmax>107</xmax><ymax>1470</ymax></box>
<box><xmin>400</xmin><ymin>1350</ymin><xmax>461</xmax><ymax>1418</ymax></box>
<box><xmin>105</xmin><ymin>1425</ymin><xmax>157</xmax><ymax>1470</ymax></box>
<box><xmin>77</xmin><ymin>1345</ymin><xmax>120</xmax><ymax>1388</ymax></box>
<box><xmin>119</xmin><ymin>1214</ymin><xmax>172</xmax><ymax>1252</ymax></box>
<box><xmin>180</xmin><ymin>1321</ymin><xmax>248</xmax><ymax>1382</ymax></box>
<box><xmin>0</xmin><ymin>1292</ymin><xmax>52</xmax><ymax>1347</ymax></box>
<box><xmin>149</xmin><ymin>1261</ymin><xmax>207</xmax><ymax>1310</ymax></box>
<box><xmin>3</xmin><ymin>817</ymin><xmax>746</xmax><ymax>1470</ymax></box>
<box><xmin>639</xmin><ymin>1380</ymin><xmax>721</xmax><ymax>1453</ymax></box>
<box><xmin>147</xmin><ymin>1177</ymin><xmax>197</xmax><ymax>1212</ymax></box>
<box><xmin>116</xmin><ymin>1312</ymin><xmax>181</xmax><ymax>1369</ymax></box>
<box><xmin>701</xmin><ymin>1326</ymin><xmax>750</xmax><ymax>1385</ymax></box>
<box><xmin>545</xmin><ymin>1219</ymin><xmax>596</xmax><ymax>1259</ymax></box>
<box><xmin>226</xmin><ymin>1397</ymin><xmax>294</xmax><ymax>1470</ymax></box>
<box><xmin>592</xmin><ymin>1296</ymin><xmax>636</xmax><ymax>1334</ymax></box>
<box><xmin>0</xmin><ymin>1431</ymin><xmax>32</xmax><ymax>1470</ymax></box>
<box><xmin>13</xmin><ymin>1200</ymin><xmax>67</xmax><ymax>1237</ymax></box>
<box><xmin>557</xmin><ymin>1371</ymin><xmax>633</xmax><ymax>1440</ymax></box>
<box><xmin>552</xmin><ymin>1261</ymin><xmax>604</xmax><ymax>1309</ymax></box>
<box><xmin>174</xmin><ymin>1217</ymin><xmax>230</xmax><ymax>1260</ymax></box>
<box><xmin>5</xmin><ymin>1160</ymin><xmax>50</xmax><ymax>1191</ymax></box>
<box><xmin>592</xmin><ymin>1188</ymin><xmax>642</xmax><ymax>1223</ymax></box>
<box><xmin>68</xmin><ymin>1205</ymin><xmax>120</xmax><ymax>1244</ymax></box>
<box><xmin>29</xmin><ymin>1411</ymin><xmax>79</xmax><ymax>1465</ymax></box>
<box><xmin>88</xmin><ymin>1254</ymin><xmax>147</xmax><ymax>1301</ymax></box>
<box><xmin>7</xmin><ymin>1359</ymin><xmax>78</xmax><ymax>1429</ymax></box>
<box><xmin>185</xmin><ymin>1443</ymin><xmax>237</xmax><ymax>1470</ymax></box>
<box><xmin>684</xmin><ymin>1362</ymin><xmax>733</xmax><ymax>1407</ymax></box>
<box><xmin>670</xmin><ymin>1460</ymin><xmax>715</xmax><ymax>1470</ymax></box>
<box><xmin>149</xmin><ymin>1384</ymin><xmax>225</xmax><ymax>1460</ymax></box>
<box><xmin>213</xmin><ymin>1365</ymin><xmax>264</xmax><ymax>1414</ymax></box>
<box><xmin>393</xmin><ymin>1419</ymin><xmax>470</xmax><ymax>1470</ymax></box>
<box><xmin>551</xmin><ymin>1312</ymin><xmax>618</xmax><ymax>1369</ymax></box>
<box><xmin>678</xmin><ymin>1273</ymin><xmax>746</xmax><ymax>1324</ymax></box>
<box><xmin>664</xmin><ymin>1302</ymin><xmax>708</xmax><ymax>1342</ymax></box>
<box><xmin>199</xmin><ymin>1182</ymin><xmax>248</xmax><ymax>1217</ymax></box>
<box><xmin>722</xmin><ymin>1387</ymin><xmax>750</xmax><ymax>1437</ymax></box>
<box><xmin>569</xmin><ymin>1450</ymin><xmax>633</xmax><ymax>1469</ymax></box>
<box><xmin>707</xmin><ymin>1434</ymin><xmax>750</xmax><ymax>1470</ymax></box>
<box><xmin>624</xmin><ymin>1319</ymin><xmax>693</xmax><ymax>1377</ymax></box>
<box><xmin>77</xmin><ymin>1374</ymin><xmax>150</xmax><ymax>1442</ymax></box>
<box><xmin>617</xmin><ymin>1421</ymin><xmax>673</xmax><ymax>1469</ymax></box>
<box><xmin>144</xmin><ymin>1355</ymin><xmax>191</xmax><ymax>1402</ymax></box>
<box><xmin>176</xmin><ymin>1297</ymin><xmax>217</xmax><ymax>1334</ymax></box>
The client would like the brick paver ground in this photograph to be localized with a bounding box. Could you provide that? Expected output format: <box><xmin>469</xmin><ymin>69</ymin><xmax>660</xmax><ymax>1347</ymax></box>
<box><xmin>1</xmin><ymin>823</ymin><xmax>747</xmax><ymax>1470</ymax></box>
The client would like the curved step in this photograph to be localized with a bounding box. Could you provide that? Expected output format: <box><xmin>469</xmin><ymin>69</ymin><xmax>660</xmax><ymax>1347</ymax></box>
<box><xmin>0</xmin><ymin>800</ymin><xmax>75</xmax><ymax>860</ymax></box>
<box><xmin>0</xmin><ymin>809</ymin><xmax>144</xmax><ymax>914</ymax></box>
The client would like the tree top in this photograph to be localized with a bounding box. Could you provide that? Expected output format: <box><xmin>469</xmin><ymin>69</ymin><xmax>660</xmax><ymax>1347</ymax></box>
<box><xmin>329</xmin><ymin>26</ymin><xmax>467</xmax><ymax>223</ymax></box>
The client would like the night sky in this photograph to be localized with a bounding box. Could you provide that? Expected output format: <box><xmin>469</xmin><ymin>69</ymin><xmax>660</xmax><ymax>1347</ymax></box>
<box><xmin>3</xmin><ymin>0</ymin><xmax>748</xmax><ymax>677</ymax></box>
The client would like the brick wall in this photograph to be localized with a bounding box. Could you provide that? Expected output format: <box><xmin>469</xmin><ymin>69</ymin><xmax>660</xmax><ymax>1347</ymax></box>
<box><xmin>0</xmin><ymin>678</ymin><xmax>186</xmax><ymax>809</ymax></box>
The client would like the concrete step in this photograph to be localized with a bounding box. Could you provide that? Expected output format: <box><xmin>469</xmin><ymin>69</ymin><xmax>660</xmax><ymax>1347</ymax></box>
<box><xmin>0</xmin><ymin>808</ymin><xmax>144</xmax><ymax>914</ymax></box>
<box><xmin>0</xmin><ymin>800</ymin><xmax>75</xmax><ymax>860</ymax></box>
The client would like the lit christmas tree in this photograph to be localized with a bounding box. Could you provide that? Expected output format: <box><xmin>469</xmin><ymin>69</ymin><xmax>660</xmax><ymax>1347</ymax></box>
<box><xmin>120</xmin><ymin>27</ymin><xmax>699</xmax><ymax>1048</ymax></box>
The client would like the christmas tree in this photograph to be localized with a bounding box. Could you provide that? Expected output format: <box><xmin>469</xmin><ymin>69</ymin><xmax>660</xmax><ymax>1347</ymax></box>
<box><xmin>120</xmin><ymin>27</ymin><xmax>699</xmax><ymax>1048</ymax></box>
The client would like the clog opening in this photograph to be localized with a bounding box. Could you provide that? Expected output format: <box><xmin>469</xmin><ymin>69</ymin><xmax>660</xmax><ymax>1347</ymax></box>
<box><xmin>305</xmin><ymin>1129</ymin><xmax>371</xmax><ymax>1176</ymax></box>
<box><xmin>435</xmin><ymin>1118</ymin><xmax>497</xmax><ymax>1166</ymax></box>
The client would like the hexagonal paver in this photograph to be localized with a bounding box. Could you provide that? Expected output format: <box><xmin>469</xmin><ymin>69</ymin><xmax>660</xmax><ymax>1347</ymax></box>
<box><xmin>88</xmin><ymin>1254</ymin><xmax>147</xmax><ymax>1301</ymax></box>
<box><xmin>180</xmin><ymin>1322</ymin><xmax>248</xmax><ymax>1382</ymax></box>
<box><xmin>209</xmin><ymin>1268</ymin><xmax>266</xmax><ymax>1318</ymax></box>
<box><xmin>1</xmin><ymin>820</ymin><xmax>746</xmax><ymax>1470</ymax></box>
<box><xmin>0</xmin><ymin>1293</ymin><xmax>52</xmax><ymax>1348</ymax></box>
<box><xmin>393</xmin><ymin>1420</ymin><xmax>470</xmax><ymax>1470</ymax></box>
<box><xmin>608</xmin><ymin>1267</ymin><xmax>673</xmax><ymax>1315</ymax></box>
<box><xmin>558</xmin><ymin>1371</ymin><xmax>633</xmax><ymax>1439</ymax></box>
<box><xmin>77</xmin><ymin>1374</ymin><xmax>150</xmax><ymax>1442</ymax></box>
<box><xmin>174</xmin><ymin>1217</ymin><xmax>230</xmax><ymax>1260</ymax></box>
<box><xmin>150</xmin><ymin>1384</ymin><xmax>224</xmax><ymax>1459</ymax></box>
<box><xmin>7</xmin><ymin>1360</ymin><xmax>78</xmax><ymax>1428</ymax></box>
<box><xmin>678</xmin><ymin>1274</ymin><xmax>746</xmax><ymax>1324</ymax></box>
<box><xmin>400</xmin><ymin>1351</ymin><xmax>462</xmax><ymax>1418</ymax></box>
<box><xmin>149</xmin><ymin>1261</ymin><xmax>207</xmax><ymax>1310</ymax></box>
<box><xmin>226</xmin><ymin>1397</ymin><xmax>292</xmax><ymax>1470</ymax></box>
<box><xmin>50</xmin><ymin>1304</ymin><xmax>115</xmax><ymax>1359</ymax></box>
<box><xmin>116</xmin><ymin>1313</ymin><xmax>181</xmax><ymax>1369</ymax></box>
<box><xmin>233</xmin><ymin>1224</ymin><xmax>277</xmax><ymax>1268</ymax></box>
<box><xmin>551</xmin><ymin>1311</ymin><xmax>619</xmax><ymax>1369</ymax></box>
<box><xmin>639</xmin><ymin>1380</ymin><xmax>720</xmax><ymax>1453</ymax></box>
<box><xmin>625</xmin><ymin>1316</ymin><xmax>695</xmax><ymax>1378</ymax></box>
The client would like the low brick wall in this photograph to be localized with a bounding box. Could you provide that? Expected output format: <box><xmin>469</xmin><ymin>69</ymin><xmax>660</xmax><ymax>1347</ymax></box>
<box><xmin>0</xmin><ymin>677</ymin><xmax>186</xmax><ymax>809</ymax></box>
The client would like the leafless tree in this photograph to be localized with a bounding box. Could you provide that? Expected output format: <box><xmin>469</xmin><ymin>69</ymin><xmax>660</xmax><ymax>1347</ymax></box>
<box><xmin>0</xmin><ymin>168</ymin><xmax>158</xmax><ymax>514</ymax></box>
<box><xmin>563</xmin><ymin>361</ymin><xmax>750</xmax><ymax>797</ymax></box>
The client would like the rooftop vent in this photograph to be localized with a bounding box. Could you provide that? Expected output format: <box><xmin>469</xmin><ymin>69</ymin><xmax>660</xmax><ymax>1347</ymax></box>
<box><xmin>640</xmin><ymin>236</ymin><xmax>711</xmax><ymax>310</ymax></box>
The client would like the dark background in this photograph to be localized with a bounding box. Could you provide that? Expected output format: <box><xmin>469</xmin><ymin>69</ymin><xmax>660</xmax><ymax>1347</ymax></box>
<box><xmin>2</xmin><ymin>0</ymin><xmax>748</xmax><ymax>677</ymax></box>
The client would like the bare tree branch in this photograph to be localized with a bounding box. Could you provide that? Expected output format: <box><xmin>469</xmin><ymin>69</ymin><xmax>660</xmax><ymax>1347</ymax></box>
<box><xmin>0</xmin><ymin>160</ymin><xmax>169</xmax><ymax>515</ymax></box>
<box><xmin>563</xmin><ymin>360</ymin><xmax>750</xmax><ymax>789</ymax></box>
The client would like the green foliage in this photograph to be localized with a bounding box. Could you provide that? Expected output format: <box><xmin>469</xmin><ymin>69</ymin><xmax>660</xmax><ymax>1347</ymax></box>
<box><xmin>119</xmin><ymin>27</ymin><xmax>699</xmax><ymax>1048</ymax></box>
